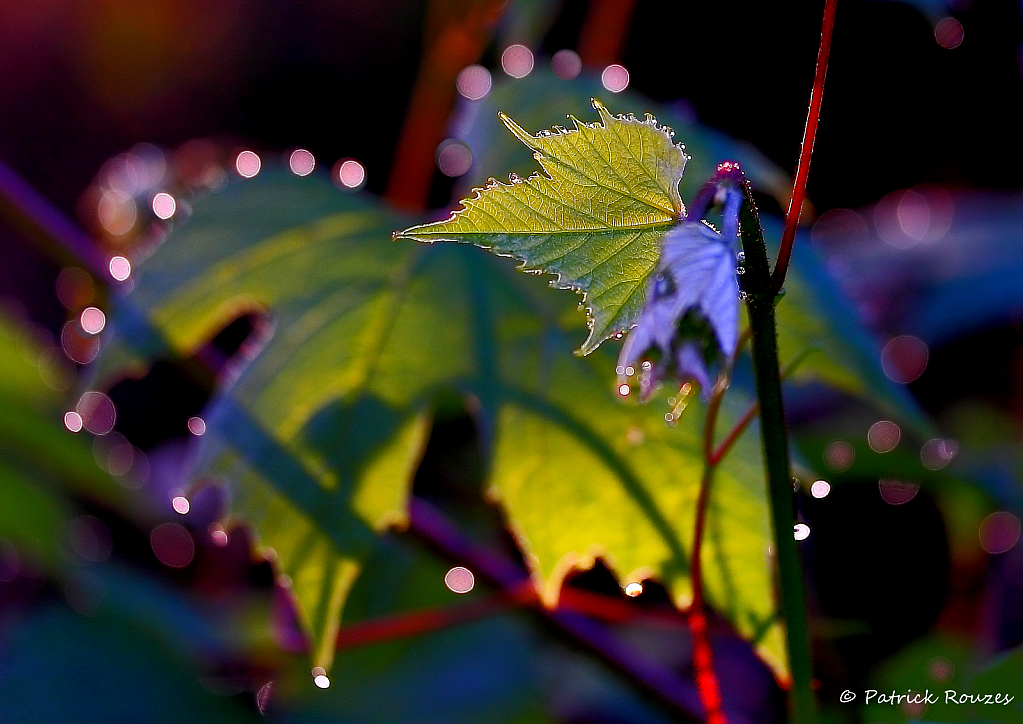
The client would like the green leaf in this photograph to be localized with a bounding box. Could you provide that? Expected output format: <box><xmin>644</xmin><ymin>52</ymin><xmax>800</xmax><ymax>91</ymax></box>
<box><xmin>453</xmin><ymin>74</ymin><xmax>933</xmax><ymax>437</ymax></box>
<box><xmin>0</xmin><ymin>315</ymin><xmax>123</xmax><ymax>568</ymax></box>
<box><xmin>462</xmin><ymin>71</ymin><xmax>793</xmax><ymax>216</ymax></box>
<box><xmin>101</xmin><ymin>172</ymin><xmax>784</xmax><ymax>677</ymax></box>
<box><xmin>397</xmin><ymin>98</ymin><xmax>688</xmax><ymax>354</ymax></box>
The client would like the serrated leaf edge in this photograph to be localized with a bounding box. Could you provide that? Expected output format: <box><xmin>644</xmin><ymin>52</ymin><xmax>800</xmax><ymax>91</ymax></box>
<box><xmin>396</xmin><ymin>99</ymin><xmax>689</xmax><ymax>355</ymax></box>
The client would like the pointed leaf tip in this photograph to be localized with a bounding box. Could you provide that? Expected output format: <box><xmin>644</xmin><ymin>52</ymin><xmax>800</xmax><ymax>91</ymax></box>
<box><xmin>395</xmin><ymin>101</ymin><xmax>690</xmax><ymax>353</ymax></box>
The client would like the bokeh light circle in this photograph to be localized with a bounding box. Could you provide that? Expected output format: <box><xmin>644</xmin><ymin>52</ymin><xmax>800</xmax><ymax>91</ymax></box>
<box><xmin>867</xmin><ymin>420</ymin><xmax>901</xmax><ymax>453</ymax></box>
<box><xmin>501</xmin><ymin>44</ymin><xmax>534</xmax><ymax>78</ymax></box>
<box><xmin>456</xmin><ymin>65</ymin><xmax>492</xmax><ymax>100</ymax></box>
<box><xmin>979</xmin><ymin>512</ymin><xmax>1021</xmax><ymax>554</ymax></box>
<box><xmin>551</xmin><ymin>49</ymin><xmax>582</xmax><ymax>80</ymax></box>
<box><xmin>150</xmin><ymin>523</ymin><xmax>195</xmax><ymax>568</ymax></box>
<box><xmin>289</xmin><ymin>149</ymin><xmax>316</xmax><ymax>176</ymax></box>
<box><xmin>235</xmin><ymin>150</ymin><xmax>261</xmax><ymax>178</ymax></box>
<box><xmin>444</xmin><ymin>566</ymin><xmax>475</xmax><ymax>594</ymax></box>
<box><xmin>601</xmin><ymin>64</ymin><xmax>630</xmax><ymax>93</ymax></box>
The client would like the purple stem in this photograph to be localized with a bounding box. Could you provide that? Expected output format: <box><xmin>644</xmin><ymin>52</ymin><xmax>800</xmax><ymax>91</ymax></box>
<box><xmin>0</xmin><ymin>157</ymin><xmax>108</xmax><ymax>279</ymax></box>
<box><xmin>408</xmin><ymin>499</ymin><xmax>705</xmax><ymax>723</ymax></box>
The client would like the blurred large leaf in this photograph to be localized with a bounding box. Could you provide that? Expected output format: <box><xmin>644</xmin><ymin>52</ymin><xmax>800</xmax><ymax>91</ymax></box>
<box><xmin>100</xmin><ymin>171</ymin><xmax>784</xmax><ymax>676</ymax></box>
<box><xmin>0</xmin><ymin>316</ymin><xmax>122</xmax><ymax>568</ymax></box>
<box><xmin>0</xmin><ymin>567</ymin><xmax>265</xmax><ymax>724</ymax></box>
<box><xmin>286</xmin><ymin>535</ymin><xmax>554</xmax><ymax>724</ymax></box>
<box><xmin>398</xmin><ymin>98</ymin><xmax>688</xmax><ymax>354</ymax></box>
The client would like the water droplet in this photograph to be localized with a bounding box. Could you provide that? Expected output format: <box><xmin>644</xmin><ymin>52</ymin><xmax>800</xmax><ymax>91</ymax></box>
<box><xmin>921</xmin><ymin>438</ymin><xmax>957</xmax><ymax>470</ymax></box>
<box><xmin>334</xmin><ymin>159</ymin><xmax>366</xmax><ymax>190</ymax></box>
<box><xmin>624</xmin><ymin>582</ymin><xmax>643</xmax><ymax>597</ymax></box>
<box><xmin>810</xmin><ymin>480</ymin><xmax>831</xmax><ymax>498</ymax></box>
<box><xmin>934</xmin><ymin>16</ymin><xmax>964</xmax><ymax>49</ymax></box>
<box><xmin>601</xmin><ymin>64</ymin><xmax>630</xmax><ymax>93</ymax></box>
<box><xmin>150</xmin><ymin>523</ymin><xmax>194</xmax><ymax>568</ymax></box>
<box><xmin>187</xmin><ymin>416</ymin><xmax>206</xmax><ymax>436</ymax></box>
<box><xmin>108</xmin><ymin>256</ymin><xmax>131</xmax><ymax>282</ymax></box>
<box><xmin>209</xmin><ymin>524</ymin><xmax>229</xmax><ymax>546</ymax></box>
<box><xmin>77</xmin><ymin>391</ymin><xmax>116</xmax><ymax>435</ymax></box>
<box><xmin>868</xmin><ymin>420</ymin><xmax>901</xmax><ymax>453</ymax></box>
<box><xmin>171</xmin><ymin>496</ymin><xmax>190</xmax><ymax>515</ymax></box>
<box><xmin>234</xmin><ymin>151</ymin><xmax>261</xmax><ymax>179</ymax></box>
<box><xmin>312</xmin><ymin>667</ymin><xmax>331</xmax><ymax>689</ymax></box>
<box><xmin>456</xmin><ymin>65</ymin><xmax>492</xmax><ymax>100</ymax></box>
<box><xmin>151</xmin><ymin>192</ymin><xmax>176</xmax><ymax>220</ymax></box>
<box><xmin>927</xmin><ymin>657</ymin><xmax>955</xmax><ymax>684</ymax></box>
<box><xmin>738</xmin><ymin>291</ymin><xmax>748</xmax><ymax>301</ymax></box>
<box><xmin>256</xmin><ymin>682</ymin><xmax>274</xmax><ymax>714</ymax></box>
<box><xmin>824</xmin><ymin>440</ymin><xmax>855</xmax><ymax>471</ymax></box>
<box><xmin>551</xmin><ymin>49</ymin><xmax>582</xmax><ymax>80</ymax></box>
<box><xmin>501</xmin><ymin>44</ymin><xmax>534</xmax><ymax>79</ymax></box>
<box><xmin>881</xmin><ymin>335</ymin><xmax>929</xmax><ymax>384</ymax></box>
<box><xmin>879</xmin><ymin>479</ymin><xmax>919</xmax><ymax>505</ymax></box>
<box><xmin>64</xmin><ymin>411</ymin><xmax>83</xmax><ymax>433</ymax></box>
<box><xmin>736</xmin><ymin>251</ymin><xmax>745</xmax><ymax>262</ymax></box>
<box><xmin>793</xmin><ymin>523</ymin><xmax>811</xmax><ymax>541</ymax></box>
<box><xmin>979</xmin><ymin>512</ymin><xmax>1020</xmax><ymax>554</ymax></box>
<box><xmin>69</xmin><ymin>515</ymin><xmax>113</xmax><ymax>562</ymax></box>
<box><xmin>736</xmin><ymin>266</ymin><xmax>745</xmax><ymax>275</ymax></box>
<box><xmin>436</xmin><ymin>139</ymin><xmax>473</xmax><ymax>177</ymax></box>
<box><xmin>654</xmin><ymin>271</ymin><xmax>676</xmax><ymax>297</ymax></box>
<box><xmin>444</xmin><ymin>566</ymin><xmax>475</xmax><ymax>593</ymax></box>
<box><xmin>288</xmin><ymin>149</ymin><xmax>316</xmax><ymax>176</ymax></box>
<box><xmin>79</xmin><ymin>307</ymin><xmax>106</xmax><ymax>335</ymax></box>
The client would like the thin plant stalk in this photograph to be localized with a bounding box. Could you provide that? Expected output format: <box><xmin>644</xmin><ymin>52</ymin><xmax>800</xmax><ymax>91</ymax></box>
<box><xmin>735</xmin><ymin>166</ymin><xmax>816</xmax><ymax>722</ymax></box>
<box><xmin>771</xmin><ymin>0</ymin><xmax>838</xmax><ymax>294</ymax></box>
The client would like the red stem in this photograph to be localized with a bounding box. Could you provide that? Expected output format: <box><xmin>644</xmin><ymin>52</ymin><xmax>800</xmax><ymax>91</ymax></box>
<box><xmin>688</xmin><ymin>372</ymin><xmax>735</xmax><ymax>724</ymax></box>
<box><xmin>770</xmin><ymin>0</ymin><xmax>838</xmax><ymax>294</ymax></box>
<box><xmin>577</xmin><ymin>0</ymin><xmax>638</xmax><ymax>67</ymax></box>
<box><xmin>407</xmin><ymin>498</ymin><xmax>704</xmax><ymax>723</ymax></box>
<box><xmin>709</xmin><ymin>402</ymin><xmax>759</xmax><ymax>467</ymax></box>
<box><xmin>336</xmin><ymin>580</ymin><xmax>536</xmax><ymax>649</ymax></box>
<box><xmin>383</xmin><ymin>0</ymin><xmax>504</xmax><ymax>211</ymax></box>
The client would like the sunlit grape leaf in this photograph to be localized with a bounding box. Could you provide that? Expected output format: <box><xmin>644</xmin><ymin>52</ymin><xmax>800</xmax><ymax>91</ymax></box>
<box><xmin>397</xmin><ymin>98</ymin><xmax>688</xmax><ymax>355</ymax></box>
<box><xmin>459</xmin><ymin>70</ymin><xmax>792</xmax><ymax>216</ymax></box>
<box><xmin>422</xmin><ymin>77</ymin><xmax>930</xmax><ymax>433</ymax></box>
<box><xmin>100</xmin><ymin>171</ymin><xmax>785</xmax><ymax>677</ymax></box>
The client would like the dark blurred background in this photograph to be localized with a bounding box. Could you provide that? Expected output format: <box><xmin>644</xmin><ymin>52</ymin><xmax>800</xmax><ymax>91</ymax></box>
<box><xmin>4</xmin><ymin>1</ymin><xmax>1023</xmax><ymax>722</ymax></box>
<box><xmin>3</xmin><ymin>0</ymin><xmax>1022</xmax><ymax>334</ymax></box>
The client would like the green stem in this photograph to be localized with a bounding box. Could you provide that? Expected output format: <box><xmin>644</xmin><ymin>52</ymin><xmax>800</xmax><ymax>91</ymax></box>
<box><xmin>734</xmin><ymin>173</ymin><xmax>816</xmax><ymax>722</ymax></box>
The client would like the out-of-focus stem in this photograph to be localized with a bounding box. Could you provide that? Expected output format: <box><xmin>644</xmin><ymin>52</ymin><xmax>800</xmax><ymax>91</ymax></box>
<box><xmin>577</xmin><ymin>0</ymin><xmax>638</xmax><ymax>67</ymax></box>
<box><xmin>408</xmin><ymin>499</ymin><xmax>704</xmax><ymax>724</ymax></box>
<box><xmin>383</xmin><ymin>0</ymin><xmax>504</xmax><ymax>211</ymax></box>
<box><xmin>0</xmin><ymin>157</ymin><xmax>108</xmax><ymax>280</ymax></box>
